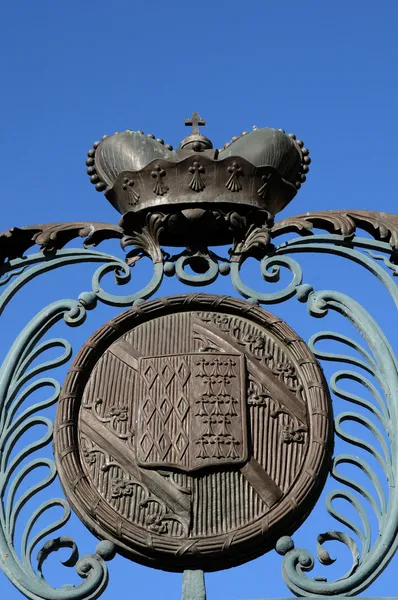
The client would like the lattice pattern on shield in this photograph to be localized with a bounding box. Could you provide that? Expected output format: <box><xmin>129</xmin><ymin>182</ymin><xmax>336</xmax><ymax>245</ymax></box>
<box><xmin>136</xmin><ymin>353</ymin><xmax>246</xmax><ymax>471</ymax></box>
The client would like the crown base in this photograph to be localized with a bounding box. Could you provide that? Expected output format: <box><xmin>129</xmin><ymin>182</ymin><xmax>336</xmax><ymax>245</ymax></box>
<box><xmin>119</xmin><ymin>204</ymin><xmax>273</xmax><ymax>247</ymax></box>
<box><xmin>104</xmin><ymin>155</ymin><xmax>297</xmax><ymax>235</ymax></box>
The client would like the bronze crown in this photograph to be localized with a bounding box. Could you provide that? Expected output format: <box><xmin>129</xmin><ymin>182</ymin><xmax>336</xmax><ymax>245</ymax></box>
<box><xmin>85</xmin><ymin>113</ymin><xmax>310</xmax><ymax>245</ymax></box>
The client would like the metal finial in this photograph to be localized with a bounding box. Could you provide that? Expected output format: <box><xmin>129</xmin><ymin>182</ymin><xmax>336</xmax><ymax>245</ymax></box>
<box><xmin>185</xmin><ymin>112</ymin><xmax>206</xmax><ymax>135</ymax></box>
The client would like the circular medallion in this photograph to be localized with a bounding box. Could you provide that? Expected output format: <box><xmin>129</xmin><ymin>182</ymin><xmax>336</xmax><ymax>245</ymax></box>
<box><xmin>54</xmin><ymin>295</ymin><xmax>333</xmax><ymax>571</ymax></box>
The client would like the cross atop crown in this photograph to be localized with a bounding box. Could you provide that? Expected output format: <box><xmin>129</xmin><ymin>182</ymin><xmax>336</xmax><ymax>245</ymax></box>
<box><xmin>185</xmin><ymin>112</ymin><xmax>206</xmax><ymax>135</ymax></box>
<box><xmin>180</xmin><ymin>112</ymin><xmax>212</xmax><ymax>151</ymax></box>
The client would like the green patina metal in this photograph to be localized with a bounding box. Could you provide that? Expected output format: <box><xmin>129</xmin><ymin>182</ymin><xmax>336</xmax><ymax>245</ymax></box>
<box><xmin>182</xmin><ymin>570</ymin><xmax>206</xmax><ymax>600</ymax></box>
<box><xmin>0</xmin><ymin>219</ymin><xmax>396</xmax><ymax>599</ymax></box>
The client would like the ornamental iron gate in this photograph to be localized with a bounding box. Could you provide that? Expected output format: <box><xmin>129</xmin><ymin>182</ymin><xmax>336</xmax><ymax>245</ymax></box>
<box><xmin>0</xmin><ymin>114</ymin><xmax>397</xmax><ymax>600</ymax></box>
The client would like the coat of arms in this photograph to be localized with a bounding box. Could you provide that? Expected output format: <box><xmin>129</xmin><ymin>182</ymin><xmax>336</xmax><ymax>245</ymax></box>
<box><xmin>136</xmin><ymin>353</ymin><xmax>247</xmax><ymax>470</ymax></box>
<box><xmin>54</xmin><ymin>295</ymin><xmax>333</xmax><ymax>571</ymax></box>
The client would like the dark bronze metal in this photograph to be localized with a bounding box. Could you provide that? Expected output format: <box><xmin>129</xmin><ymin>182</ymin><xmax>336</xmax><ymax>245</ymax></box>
<box><xmin>185</xmin><ymin>112</ymin><xmax>206</xmax><ymax>134</ymax></box>
<box><xmin>54</xmin><ymin>294</ymin><xmax>333</xmax><ymax>572</ymax></box>
<box><xmin>85</xmin><ymin>115</ymin><xmax>310</xmax><ymax>246</ymax></box>
<box><xmin>181</xmin><ymin>112</ymin><xmax>213</xmax><ymax>151</ymax></box>
<box><xmin>2</xmin><ymin>210</ymin><xmax>398</xmax><ymax>267</ymax></box>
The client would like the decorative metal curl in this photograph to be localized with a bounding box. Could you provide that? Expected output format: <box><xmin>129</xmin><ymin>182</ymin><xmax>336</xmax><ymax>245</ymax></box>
<box><xmin>271</xmin><ymin>235</ymin><xmax>398</xmax><ymax>307</ymax></box>
<box><xmin>277</xmin><ymin>289</ymin><xmax>398</xmax><ymax>596</ymax></box>
<box><xmin>0</xmin><ymin>297</ymin><xmax>116</xmax><ymax>600</ymax></box>
<box><xmin>0</xmin><ymin>249</ymin><xmax>124</xmax><ymax>316</ymax></box>
<box><xmin>174</xmin><ymin>253</ymin><xmax>220</xmax><ymax>286</ymax></box>
<box><xmin>230</xmin><ymin>254</ymin><xmax>303</xmax><ymax>304</ymax></box>
<box><xmin>91</xmin><ymin>258</ymin><xmax>163</xmax><ymax>306</ymax></box>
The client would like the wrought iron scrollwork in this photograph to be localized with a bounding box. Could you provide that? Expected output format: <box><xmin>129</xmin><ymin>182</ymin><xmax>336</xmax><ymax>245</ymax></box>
<box><xmin>0</xmin><ymin>210</ymin><xmax>397</xmax><ymax>598</ymax></box>
<box><xmin>228</xmin><ymin>211</ymin><xmax>398</xmax><ymax>595</ymax></box>
<box><xmin>270</xmin><ymin>210</ymin><xmax>398</xmax><ymax>251</ymax></box>
<box><xmin>0</xmin><ymin>296</ymin><xmax>116</xmax><ymax>600</ymax></box>
<box><xmin>276</xmin><ymin>289</ymin><xmax>398</xmax><ymax>596</ymax></box>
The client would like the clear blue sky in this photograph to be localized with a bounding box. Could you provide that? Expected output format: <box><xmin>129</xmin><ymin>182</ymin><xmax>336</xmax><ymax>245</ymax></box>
<box><xmin>1</xmin><ymin>2</ymin><xmax>398</xmax><ymax>599</ymax></box>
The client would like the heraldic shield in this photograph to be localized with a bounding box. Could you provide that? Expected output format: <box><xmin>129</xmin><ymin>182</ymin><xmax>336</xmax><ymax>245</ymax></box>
<box><xmin>54</xmin><ymin>295</ymin><xmax>333</xmax><ymax>572</ymax></box>
<box><xmin>136</xmin><ymin>353</ymin><xmax>247</xmax><ymax>471</ymax></box>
